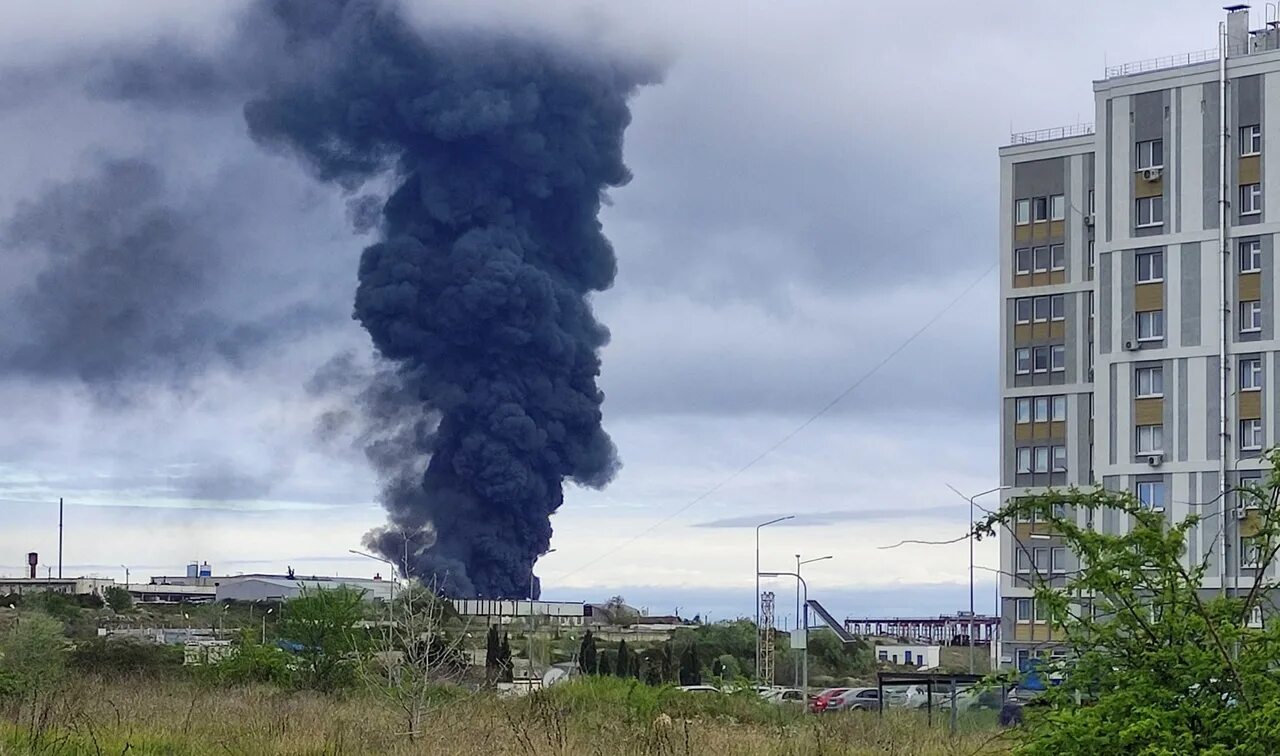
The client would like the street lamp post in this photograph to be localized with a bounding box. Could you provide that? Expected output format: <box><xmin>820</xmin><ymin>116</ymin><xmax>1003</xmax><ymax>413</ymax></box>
<box><xmin>760</xmin><ymin>571</ymin><xmax>808</xmax><ymax>702</ymax></box>
<box><xmin>528</xmin><ymin>548</ymin><xmax>556</xmax><ymax>682</ymax></box>
<box><xmin>947</xmin><ymin>484</ymin><xmax>1011</xmax><ymax>674</ymax></box>
<box><xmin>795</xmin><ymin>554</ymin><xmax>832</xmax><ymax>695</ymax></box>
<box><xmin>350</xmin><ymin>548</ymin><xmax>398</xmax><ymax>629</ymax></box>
<box><xmin>755</xmin><ymin>516</ymin><xmax>794</xmax><ymax>681</ymax></box>
<box><xmin>262</xmin><ymin>607</ymin><xmax>273</xmax><ymax>644</ymax></box>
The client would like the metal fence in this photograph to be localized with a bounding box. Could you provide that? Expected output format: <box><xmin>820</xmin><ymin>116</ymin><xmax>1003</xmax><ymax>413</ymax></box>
<box><xmin>1009</xmin><ymin>123</ymin><xmax>1095</xmax><ymax>146</ymax></box>
<box><xmin>1103</xmin><ymin>47</ymin><xmax>1219</xmax><ymax>79</ymax></box>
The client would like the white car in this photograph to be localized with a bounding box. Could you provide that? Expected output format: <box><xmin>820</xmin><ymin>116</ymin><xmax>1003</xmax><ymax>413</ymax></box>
<box><xmin>675</xmin><ymin>685</ymin><xmax>721</xmax><ymax>694</ymax></box>
<box><xmin>761</xmin><ymin>688</ymin><xmax>806</xmax><ymax>705</ymax></box>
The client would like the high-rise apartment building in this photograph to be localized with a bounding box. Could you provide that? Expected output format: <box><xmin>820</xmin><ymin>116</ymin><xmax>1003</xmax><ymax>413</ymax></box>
<box><xmin>998</xmin><ymin>7</ymin><xmax>1280</xmax><ymax>670</ymax></box>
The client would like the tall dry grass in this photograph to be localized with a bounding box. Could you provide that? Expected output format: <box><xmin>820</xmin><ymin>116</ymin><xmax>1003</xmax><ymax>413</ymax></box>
<box><xmin>0</xmin><ymin>676</ymin><xmax>1013</xmax><ymax>755</ymax></box>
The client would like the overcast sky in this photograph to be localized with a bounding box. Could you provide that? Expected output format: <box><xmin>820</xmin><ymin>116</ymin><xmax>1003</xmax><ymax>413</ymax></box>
<box><xmin>0</xmin><ymin>1</ymin><xmax>1230</xmax><ymax>622</ymax></box>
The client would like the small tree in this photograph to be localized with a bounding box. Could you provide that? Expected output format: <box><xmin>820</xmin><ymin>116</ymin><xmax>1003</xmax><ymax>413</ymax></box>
<box><xmin>578</xmin><ymin>630</ymin><xmax>598</xmax><ymax>675</ymax></box>
<box><xmin>0</xmin><ymin>612</ymin><xmax>68</xmax><ymax>744</ymax></box>
<box><xmin>974</xmin><ymin>450</ymin><xmax>1280</xmax><ymax>753</ymax></box>
<box><xmin>679</xmin><ymin>642</ymin><xmax>701</xmax><ymax>686</ymax></box>
<box><xmin>614</xmin><ymin>639</ymin><xmax>630</xmax><ymax>678</ymax></box>
<box><xmin>485</xmin><ymin>625</ymin><xmax>500</xmax><ymax>684</ymax></box>
<box><xmin>103</xmin><ymin>586</ymin><xmax>132</xmax><ymax>613</ymax></box>
<box><xmin>280</xmin><ymin>586</ymin><xmax>368</xmax><ymax>692</ymax></box>
<box><xmin>598</xmin><ymin>650</ymin><xmax>613</xmax><ymax>676</ymax></box>
<box><xmin>498</xmin><ymin>632</ymin><xmax>513</xmax><ymax>683</ymax></box>
<box><xmin>360</xmin><ymin>580</ymin><xmax>470</xmax><ymax>741</ymax></box>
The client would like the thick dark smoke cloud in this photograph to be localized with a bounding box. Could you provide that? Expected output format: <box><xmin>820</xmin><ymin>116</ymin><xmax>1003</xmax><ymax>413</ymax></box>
<box><xmin>0</xmin><ymin>157</ymin><xmax>324</xmax><ymax>393</ymax></box>
<box><xmin>234</xmin><ymin>0</ymin><xmax>654</xmax><ymax>597</ymax></box>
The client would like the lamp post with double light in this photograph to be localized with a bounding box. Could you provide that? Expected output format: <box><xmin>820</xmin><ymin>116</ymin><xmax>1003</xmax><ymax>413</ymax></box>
<box><xmin>947</xmin><ymin>484</ymin><xmax>1011</xmax><ymax>673</ymax></box>
<box><xmin>754</xmin><ymin>515</ymin><xmax>794</xmax><ymax>681</ymax></box>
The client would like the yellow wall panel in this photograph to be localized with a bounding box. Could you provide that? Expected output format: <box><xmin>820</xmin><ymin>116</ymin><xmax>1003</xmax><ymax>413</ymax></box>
<box><xmin>1240</xmin><ymin>272</ymin><xmax>1261</xmax><ymax>301</ymax></box>
<box><xmin>1134</xmin><ymin>174</ymin><xmax>1163</xmax><ymax>199</ymax></box>
<box><xmin>1134</xmin><ymin>282</ymin><xmax>1164</xmax><ymax>311</ymax></box>
<box><xmin>1240</xmin><ymin>155</ymin><xmax>1261</xmax><ymax>185</ymax></box>
<box><xmin>1134</xmin><ymin>398</ymin><xmax>1163</xmax><ymax>425</ymax></box>
<box><xmin>1239</xmin><ymin>391</ymin><xmax>1262</xmax><ymax>420</ymax></box>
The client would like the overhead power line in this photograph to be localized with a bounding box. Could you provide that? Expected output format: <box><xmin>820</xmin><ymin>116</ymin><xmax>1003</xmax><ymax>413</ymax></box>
<box><xmin>556</xmin><ymin>260</ymin><xmax>998</xmax><ymax>582</ymax></box>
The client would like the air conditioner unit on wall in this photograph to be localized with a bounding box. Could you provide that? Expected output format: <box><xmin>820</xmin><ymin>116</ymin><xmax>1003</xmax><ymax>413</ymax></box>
<box><xmin>1147</xmin><ymin>454</ymin><xmax>1163</xmax><ymax>467</ymax></box>
<box><xmin>1084</xmin><ymin>215</ymin><xmax>1095</xmax><ymax>226</ymax></box>
<box><xmin>1238</xmin><ymin>506</ymin><xmax>1249</xmax><ymax>520</ymax></box>
<box><xmin>1142</xmin><ymin>167</ymin><xmax>1163</xmax><ymax>181</ymax></box>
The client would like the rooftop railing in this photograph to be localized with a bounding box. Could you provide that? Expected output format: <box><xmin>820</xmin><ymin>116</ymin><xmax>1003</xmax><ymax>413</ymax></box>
<box><xmin>1103</xmin><ymin>46</ymin><xmax>1221</xmax><ymax>79</ymax></box>
<box><xmin>1009</xmin><ymin>123</ymin><xmax>1095</xmax><ymax>146</ymax></box>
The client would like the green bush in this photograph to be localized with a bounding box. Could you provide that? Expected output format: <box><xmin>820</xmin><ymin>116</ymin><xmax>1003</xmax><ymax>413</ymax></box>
<box><xmin>203</xmin><ymin>636</ymin><xmax>293</xmax><ymax>686</ymax></box>
<box><xmin>70</xmin><ymin>638</ymin><xmax>182</xmax><ymax>677</ymax></box>
<box><xmin>103</xmin><ymin>586</ymin><xmax>133</xmax><ymax>613</ymax></box>
<box><xmin>0</xmin><ymin>612</ymin><xmax>67</xmax><ymax>697</ymax></box>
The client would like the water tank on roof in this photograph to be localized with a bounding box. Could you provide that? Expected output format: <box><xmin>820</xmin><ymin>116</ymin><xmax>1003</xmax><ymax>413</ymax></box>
<box><xmin>199</xmin><ymin>561</ymin><xmax>212</xmax><ymax>578</ymax></box>
<box><xmin>186</xmin><ymin>562</ymin><xmax>199</xmax><ymax>578</ymax></box>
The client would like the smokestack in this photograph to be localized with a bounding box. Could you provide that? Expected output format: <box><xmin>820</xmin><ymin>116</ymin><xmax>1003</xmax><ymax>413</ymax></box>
<box><xmin>26</xmin><ymin>552</ymin><xmax>37</xmax><ymax>580</ymax></box>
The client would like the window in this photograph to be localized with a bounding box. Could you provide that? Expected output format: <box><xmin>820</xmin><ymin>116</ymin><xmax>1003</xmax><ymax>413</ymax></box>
<box><xmin>1240</xmin><ymin>239</ymin><xmax>1262</xmax><ymax>273</ymax></box>
<box><xmin>1050</xmin><ymin>194</ymin><xmax>1065</xmax><ymax>221</ymax></box>
<box><xmin>1050</xmin><ymin>294</ymin><xmax>1065</xmax><ymax>321</ymax></box>
<box><xmin>1088</xmin><ymin>240</ymin><xmax>1096</xmax><ymax>271</ymax></box>
<box><xmin>1052</xmin><ymin>445</ymin><xmax>1067</xmax><ymax>472</ymax></box>
<box><xmin>1015</xmin><ymin>199</ymin><xmax>1031</xmax><ymax>225</ymax></box>
<box><xmin>1136</xmin><ymin>310</ymin><xmax>1164</xmax><ymax>342</ymax></box>
<box><xmin>1136</xmin><ymin>250</ymin><xmax>1164</xmax><ymax>282</ymax></box>
<box><xmin>1033</xmin><ymin>296</ymin><xmax>1050</xmax><ymax>322</ymax></box>
<box><xmin>1016</xmin><ymin>597</ymin><xmax>1032</xmax><ymax>620</ymax></box>
<box><xmin>1241</xmin><ymin>183</ymin><xmax>1262</xmax><ymax>216</ymax></box>
<box><xmin>1034</xmin><ymin>599</ymin><xmax>1049</xmax><ymax>623</ymax></box>
<box><xmin>1137</xmin><ymin>481</ymin><xmax>1166</xmax><ymax>510</ymax></box>
<box><xmin>1050</xmin><ymin>244</ymin><xmax>1065</xmax><ymax>271</ymax></box>
<box><xmin>1033</xmin><ymin>346</ymin><xmax>1050</xmax><ymax>373</ymax></box>
<box><xmin>1016</xmin><ymin>398</ymin><xmax>1031</xmax><ymax>424</ymax></box>
<box><xmin>1241</xmin><ymin>300</ymin><xmax>1263</xmax><ymax>333</ymax></box>
<box><xmin>1015</xmin><ymin>298</ymin><xmax>1032</xmax><ymax>324</ymax></box>
<box><xmin>1241</xmin><ymin>419</ymin><xmax>1264</xmax><ymax>451</ymax></box>
<box><xmin>1241</xmin><ymin>357</ymin><xmax>1263</xmax><ymax>391</ymax></box>
<box><xmin>1016</xmin><ymin>447</ymin><xmax>1032</xmax><ymax>473</ymax></box>
<box><xmin>1015</xmin><ymin>648</ymin><xmax>1031</xmax><ymax>669</ymax></box>
<box><xmin>1033</xmin><ymin>547</ymin><xmax>1048</xmax><ymax>571</ymax></box>
<box><xmin>1034</xmin><ymin>446</ymin><xmax>1050</xmax><ymax>473</ymax></box>
<box><xmin>1050</xmin><ymin>345</ymin><xmax>1066</xmax><ymax>372</ymax></box>
<box><xmin>1051</xmin><ymin>547</ymin><xmax>1067</xmax><ymax>574</ymax></box>
<box><xmin>1249</xmin><ymin>605</ymin><xmax>1264</xmax><ymax>628</ymax></box>
<box><xmin>904</xmin><ymin>650</ymin><xmax>913</xmax><ymax>664</ymax></box>
<box><xmin>1241</xmin><ymin>124</ymin><xmax>1262</xmax><ymax>156</ymax></box>
<box><xmin>1032</xmin><ymin>197</ymin><xmax>1048</xmax><ymax>222</ymax></box>
<box><xmin>1032</xmin><ymin>246</ymin><xmax>1051</xmax><ymax>273</ymax></box>
<box><xmin>1137</xmin><ymin>424</ymin><xmax>1164</xmax><ymax>454</ymax></box>
<box><xmin>1033</xmin><ymin>396</ymin><xmax>1050</xmax><ymax>422</ymax></box>
<box><xmin>1015</xmin><ymin>347</ymin><xmax>1031</xmax><ymax>375</ymax></box>
<box><xmin>1088</xmin><ymin>189</ymin><xmax>1095</xmax><ymax>216</ymax></box>
<box><xmin>1136</xmin><ymin>139</ymin><xmax>1164</xmax><ymax>170</ymax></box>
<box><xmin>1014</xmin><ymin>248</ymin><xmax>1031</xmax><ymax>275</ymax></box>
<box><xmin>1051</xmin><ymin>395</ymin><xmax>1067</xmax><ymax>421</ymax></box>
<box><xmin>1241</xmin><ymin>536</ymin><xmax>1264</xmax><ymax>569</ymax></box>
<box><xmin>1136</xmin><ymin>196</ymin><xmax>1164</xmax><ymax>227</ymax></box>
<box><xmin>1135</xmin><ymin>366</ymin><xmax>1163</xmax><ymax>398</ymax></box>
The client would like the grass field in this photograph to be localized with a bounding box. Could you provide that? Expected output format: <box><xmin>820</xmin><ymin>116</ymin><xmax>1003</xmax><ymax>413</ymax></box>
<box><xmin>0</xmin><ymin>676</ymin><xmax>1012</xmax><ymax>755</ymax></box>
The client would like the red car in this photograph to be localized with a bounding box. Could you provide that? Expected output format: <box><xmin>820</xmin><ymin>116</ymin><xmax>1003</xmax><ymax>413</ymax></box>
<box><xmin>809</xmin><ymin>687</ymin><xmax>850</xmax><ymax>713</ymax></box>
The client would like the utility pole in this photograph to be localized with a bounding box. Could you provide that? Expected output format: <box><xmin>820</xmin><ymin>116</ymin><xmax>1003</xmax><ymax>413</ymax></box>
<box><xmin>58</xmin><ymin>497</ymin><xmax>63</xmax><ymax>579</ymax></box>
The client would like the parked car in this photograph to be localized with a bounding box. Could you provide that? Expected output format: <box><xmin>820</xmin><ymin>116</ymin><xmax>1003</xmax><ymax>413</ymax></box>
<box><xmin>883</xmin><ymin>684</ymin><xmax>928</xmax><ymax>709</ymax></box>
<box><xmin>829</xmin><ymin>687</ymin><xmax>880</xmax><ymax>712</ymax></box>
<box><xmin>809</xmin><ymin>687</ymin><xmax>850</xmax><ymax>713</ymax></box>
<box><xmin>762</xmin><ymin>687</ymin><xmax>806</xmax><ymax>705</ymax></box>
<box><xmin>675</xmin><ymin>685</ymin><xmax>721</xmax><ymax>694</ymax></box>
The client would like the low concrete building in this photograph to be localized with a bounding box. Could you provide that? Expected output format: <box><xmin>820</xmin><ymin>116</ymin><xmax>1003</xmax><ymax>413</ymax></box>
<box><xmin>875</xmin><ymin>644</ymin><xmax>942</xmax><ymax>670</ymax></box>
<box><xmin>214</xmin><ymin>574</ymin><xmax>393</xmax><ymax>602</ymax></box>
<box><xmin>0</xmin><ymin>577</ymin><xmax>115</xmax><ymax>598</ymax></box>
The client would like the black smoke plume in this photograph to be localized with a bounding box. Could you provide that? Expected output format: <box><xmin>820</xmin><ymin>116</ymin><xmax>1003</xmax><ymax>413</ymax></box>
<box><xmin>239</xmin><ymin>0</ymin><xmax>652</xmax><ymax>597</ymax></box>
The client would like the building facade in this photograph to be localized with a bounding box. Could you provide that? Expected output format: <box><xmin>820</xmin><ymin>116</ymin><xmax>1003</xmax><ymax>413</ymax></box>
<box><xmin>998</xmin><ymin>7</ymin><xmax>1280</xmax><ymax>670</ymax></box>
